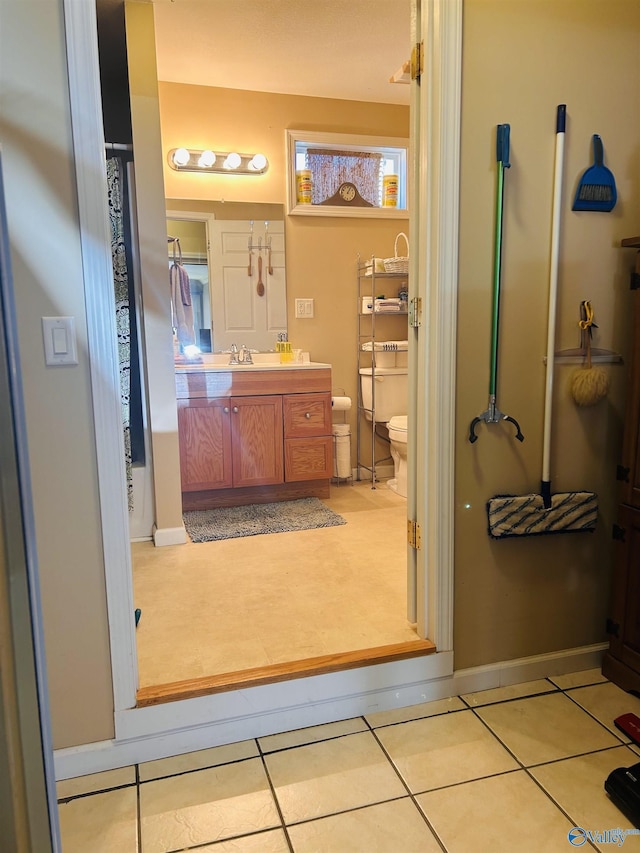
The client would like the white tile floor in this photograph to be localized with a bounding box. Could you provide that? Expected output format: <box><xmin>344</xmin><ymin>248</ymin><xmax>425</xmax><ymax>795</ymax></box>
<box><xmin>57</xmin><ymin>668</ymin><xmax>640</xmax><ymax>852</ymax></box>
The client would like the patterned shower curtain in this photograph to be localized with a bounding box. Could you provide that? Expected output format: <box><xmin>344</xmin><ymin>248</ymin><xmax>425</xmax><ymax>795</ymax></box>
<box><xmin>106</xmin><ymin>156</ymin><xmax>133</xmax><ymax>511</ymax></box>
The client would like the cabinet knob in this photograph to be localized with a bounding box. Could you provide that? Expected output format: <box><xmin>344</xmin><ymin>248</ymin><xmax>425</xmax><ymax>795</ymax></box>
<box><xmin>223</xmin><ymin>407</ymin><xmax>230</xmax><ymax>414</ymax></box>
<box><xmin>305</xmin><ymin>412</ymin><xmax>311</xmax><ymax>419</ymax></box>
<box><xmin>232</xmin><ymin>406</ymin><xmax>239</xmax><ymax>414</ymax></box>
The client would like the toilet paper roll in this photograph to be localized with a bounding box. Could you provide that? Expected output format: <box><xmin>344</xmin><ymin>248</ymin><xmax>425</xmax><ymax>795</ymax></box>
<box><xmin>331</xmin><ymin>396</ymin><xmax>352</xmax><ymax>412</ymax></box>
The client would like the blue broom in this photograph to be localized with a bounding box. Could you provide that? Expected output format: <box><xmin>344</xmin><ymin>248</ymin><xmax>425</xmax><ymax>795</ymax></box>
<box><xmin>488</xmin><ymin>106</ymin><xmax>598</xmax><ymax>539</ymax></box>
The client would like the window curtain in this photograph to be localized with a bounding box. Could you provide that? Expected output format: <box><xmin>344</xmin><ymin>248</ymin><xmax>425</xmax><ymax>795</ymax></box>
<box><xmin>106</xmin><ymin>156</ymin><xmax>133</xmax><ymax>511</ymax></box>
<box><xmin>306</xmin><ymin>149</ymin><xmax>383</xmax><ymax>206</ymax></box>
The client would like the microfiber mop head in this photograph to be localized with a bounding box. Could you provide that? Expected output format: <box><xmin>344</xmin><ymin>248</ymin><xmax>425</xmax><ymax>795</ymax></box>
<box><xmin>487</xmin><ymin>490</ymin><xmax>597</xmax><ymax>539</ymax></box>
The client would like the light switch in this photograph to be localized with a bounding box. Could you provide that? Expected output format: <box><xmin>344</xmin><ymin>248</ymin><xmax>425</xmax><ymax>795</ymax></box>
<box><xmin>52</xmin><ymin>326</ymin><xmax>68</xmax><ymax>355</ymax></box>
<box><xmin>42</xmin><ymin>317</ymin><xmax>78</xmax><ymax>366</ymax></box>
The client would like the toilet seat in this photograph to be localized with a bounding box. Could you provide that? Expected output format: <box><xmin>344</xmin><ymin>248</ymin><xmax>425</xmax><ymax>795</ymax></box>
<box><xmin>387</xmin><ymin>415</ymin><xmax>408</xmax><ymax>440</ymax></box>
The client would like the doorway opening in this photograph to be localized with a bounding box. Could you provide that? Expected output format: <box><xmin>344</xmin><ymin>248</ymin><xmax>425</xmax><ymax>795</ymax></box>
<box><xmin>90</xmin><ymin>0</ymin><xmax>456</xmax><ymax>712</ymax></box>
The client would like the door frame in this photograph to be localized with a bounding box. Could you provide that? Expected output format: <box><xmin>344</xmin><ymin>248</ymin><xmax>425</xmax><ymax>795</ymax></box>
<box><xmin>61</xmin><ymin>0</ymin><xmax>461</xmax><ymax>756</ymax></box>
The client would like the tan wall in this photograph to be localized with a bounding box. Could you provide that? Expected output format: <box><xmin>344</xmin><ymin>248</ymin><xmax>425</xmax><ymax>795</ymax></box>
<box><xmin>0</xmin><ymin>0</ymin><xmax>114</xmax><ymax>746</ymax></box>
<box><xmin>455</xmin><ymin>0</ymin><xmax>640</xmax><ymax>669</ymax></box>
<box><xmin>166</xmin><ymin>220</ymin><xmax>207</xmax><ymax>260</ymax></box>
<box><xmin>159</xmin><ymin>82</ymin><xmax>410</xmax><ymax>464</ymax></box>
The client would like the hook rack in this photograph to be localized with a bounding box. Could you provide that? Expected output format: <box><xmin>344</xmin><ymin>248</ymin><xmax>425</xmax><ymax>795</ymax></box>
<box><xmin>247</xmin><ymin>220</ymin><xmax>272</xmax><ymax>253</ymax></box>
<box><xmin>247</xmin><ymin>235</ymin><xmax>272</xmax><ymax>252</ymax></box>
<box><xmin>553</xmin><ymin>301</ymin><xmax>623</xmax><ymax>365</ymax></box>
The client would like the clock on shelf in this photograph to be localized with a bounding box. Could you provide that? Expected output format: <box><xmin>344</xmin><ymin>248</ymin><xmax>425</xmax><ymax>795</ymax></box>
<box><xmin>319</xmin><ymin>181</ymin><xmax>374</xmax><ymax>207</ymax></box>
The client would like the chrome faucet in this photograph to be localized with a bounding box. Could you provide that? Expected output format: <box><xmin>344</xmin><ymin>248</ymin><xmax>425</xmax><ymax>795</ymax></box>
<box><xmin>239</xmin><ymin>344</ymin><xmax>253</xmax><ymax>365</ymax></box>
<box><xmin>228</xmin><ymin>343</ymin><xmax>240</xmax><ymax>365</ymax></box>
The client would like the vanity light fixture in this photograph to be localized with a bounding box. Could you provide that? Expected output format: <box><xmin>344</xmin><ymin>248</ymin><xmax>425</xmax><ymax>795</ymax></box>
<box><xmin>168</xmin><ymin>148</ymin><xmax>269</xmax><ymax>175</ymax></box>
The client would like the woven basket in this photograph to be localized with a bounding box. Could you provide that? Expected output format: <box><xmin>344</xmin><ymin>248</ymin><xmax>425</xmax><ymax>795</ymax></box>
<box><xmin>383</xmin><ymin>232</ymin><xmax>409</xmax><ymax>274</ymax></box>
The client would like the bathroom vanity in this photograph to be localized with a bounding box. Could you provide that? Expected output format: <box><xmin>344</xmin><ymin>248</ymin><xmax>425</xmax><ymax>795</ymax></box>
<box><xmin>175</xmin><ymin>360</ymin><xmax>333</xmax><ymax>509</ymax></box>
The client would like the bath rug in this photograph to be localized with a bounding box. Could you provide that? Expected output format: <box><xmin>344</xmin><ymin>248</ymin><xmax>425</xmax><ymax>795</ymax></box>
<box><xmin>183</xmin><ymin>497</ymin><xmax>346</xmax><ymax>542</ymax></box>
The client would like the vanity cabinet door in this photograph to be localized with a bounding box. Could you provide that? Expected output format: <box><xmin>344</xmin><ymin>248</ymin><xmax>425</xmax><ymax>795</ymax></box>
<box><xmin>177</xmin><ymin>398</ymin><xmax>232</xmax><ymax>491</ymax></box>
<box><xmin>230</xmin><ymin>395</ymin><xmax>284</xmax><ymax>487</ymax></box>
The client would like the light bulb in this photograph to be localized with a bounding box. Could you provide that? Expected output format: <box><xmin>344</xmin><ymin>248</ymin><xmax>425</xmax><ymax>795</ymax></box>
<box><xmin>249</xmin><ymin>153</ymin><xmax>267</xmax><ymax>171</ymax></box>
<box><xmin>172</xmin><ymin>148</ymin><xmax>191</xmax><ymax>167</ymax></box>
<box><xmin>198</xmin><ymin>150</ymin><xmax>216</xmax><ymax>168</ymax></box>
<box><xmin>224</xmin><ymin>152</ymin><xmax>241</xmax><ymax>170</ymax></box>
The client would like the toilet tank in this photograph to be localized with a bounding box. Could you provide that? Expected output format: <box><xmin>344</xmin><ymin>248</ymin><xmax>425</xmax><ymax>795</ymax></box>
<box><xmin>359</xmin><ymin>367</ymin><xmax>408</xmax><ymax>422</ymax></box>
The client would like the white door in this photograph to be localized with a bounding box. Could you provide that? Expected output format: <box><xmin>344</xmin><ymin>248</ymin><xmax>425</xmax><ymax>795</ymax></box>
<box><xmin>211</xmin><ymin>220</ymin><xmax>286</xmax><ymax>353</ymax></box>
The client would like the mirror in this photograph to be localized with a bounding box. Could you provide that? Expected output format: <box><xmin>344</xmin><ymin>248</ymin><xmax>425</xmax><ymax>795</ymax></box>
<box><xmin>166</xmin><ymin>200</ymin><xmax>286</xmax><ymax>353</ymax></box>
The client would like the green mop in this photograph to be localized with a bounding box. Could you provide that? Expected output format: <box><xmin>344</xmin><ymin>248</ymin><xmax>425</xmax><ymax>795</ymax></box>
<box><xmin>488</xmin><ymin>105</ymin><xmax>598</xmax><ymax>539</ymax></box>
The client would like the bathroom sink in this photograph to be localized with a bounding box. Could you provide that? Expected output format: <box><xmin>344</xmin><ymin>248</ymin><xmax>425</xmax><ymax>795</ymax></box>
<box><xmin>175</xmin><ymin>352</ymin><xmax>278</xmax><ymax>369</ymax></box>
<box><xmin>175</xmin><ymin>353</ymin><xmax>329</xmax><ymax>371</ymax></box>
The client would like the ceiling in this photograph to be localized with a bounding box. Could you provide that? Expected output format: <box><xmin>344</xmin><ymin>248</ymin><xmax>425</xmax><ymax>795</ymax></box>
<box><xmin>150</xmin><ymin>0</ymin><xmax>411</xmax><ymax>105</ymax></box>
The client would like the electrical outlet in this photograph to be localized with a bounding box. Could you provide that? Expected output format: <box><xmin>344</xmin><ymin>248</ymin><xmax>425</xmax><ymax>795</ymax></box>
<box><xmin>295</xmin><ymin>298</ymin><xmax>314</xmax><ymax>318</ymax></box>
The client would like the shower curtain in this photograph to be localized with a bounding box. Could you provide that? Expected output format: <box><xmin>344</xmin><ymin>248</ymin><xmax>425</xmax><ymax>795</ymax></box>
<box><xmin>106</xmin><ymin>156</ymin><xmax>133</xmax><ymax>511</ymax></box>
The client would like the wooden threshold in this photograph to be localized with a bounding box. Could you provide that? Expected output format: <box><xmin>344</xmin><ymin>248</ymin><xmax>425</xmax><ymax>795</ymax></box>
<box><xmin>136</xmin><ymin>639</ymin><xmax>436</xmax><ymax>707</ymax></box>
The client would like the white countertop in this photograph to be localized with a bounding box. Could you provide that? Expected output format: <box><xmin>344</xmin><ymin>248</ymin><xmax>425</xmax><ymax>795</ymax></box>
<box><xmin>175</xmin><ymin>358</ymin><xmax>331</xmax><ymax>372</ymax></box>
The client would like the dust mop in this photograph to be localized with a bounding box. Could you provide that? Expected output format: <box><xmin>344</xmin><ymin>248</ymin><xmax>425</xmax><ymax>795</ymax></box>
<box><xmin>488</xmin><ymin>105</ymin><xmax>598</xmax><ymax>539</ymax></box>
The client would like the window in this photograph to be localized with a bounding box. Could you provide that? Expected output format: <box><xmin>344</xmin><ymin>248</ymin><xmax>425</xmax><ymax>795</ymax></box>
<box><xmin>286</xmin><ymin>130</ymin><xmax>408</xmax><ymax>218</ymax></box>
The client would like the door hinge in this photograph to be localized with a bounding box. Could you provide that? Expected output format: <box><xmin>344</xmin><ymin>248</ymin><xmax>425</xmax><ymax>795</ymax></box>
<box><xmin>612</xmin><ymin>524</ymin><xmax>626</xmax><ymax>542</ymax></box>
<box><xmin>408</xmin><ymin>519</ymin><xmax>422</xmax><ymax>550</ymax></box>
<box><xmin>606</xmin><ymin>617</ymin><xmax>620</xmax><ymax>638</ymax></box>
<box><xmin>411</xmin><ymin>42</ymin><xmax>423</xmax><ymax>80</ymax></box>
<box><xmin>616</xmin><ymin>464</ymin><xmax>630</xmax><ymax>483</ymax></box>
<box><xmin>409</xmin><ymin>296</ymin><xmax>422</xmax><ymax>327</ymax></box>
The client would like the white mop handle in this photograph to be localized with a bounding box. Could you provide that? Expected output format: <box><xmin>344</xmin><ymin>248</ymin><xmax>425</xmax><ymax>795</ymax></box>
<box><xmin>542</xmin><ymin>107</ymin><xmax>566</xmax><ymax>485</ymax></box>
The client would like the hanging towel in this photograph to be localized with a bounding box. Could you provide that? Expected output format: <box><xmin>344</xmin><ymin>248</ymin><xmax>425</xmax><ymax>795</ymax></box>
<box><xmin>169</xmin><ymin>238</ymin><xmax>195</xmax><ymax>346</ymax></box>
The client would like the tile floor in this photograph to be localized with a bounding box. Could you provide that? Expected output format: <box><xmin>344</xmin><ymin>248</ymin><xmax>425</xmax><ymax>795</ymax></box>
<box><xmin>132</xmin><ymin>481</ymin><xmax>415</xmax><ymax>686</ymax></box>
<box><xmin>58</xmin><ymin>668</ymin><xmax>640</xmax><ymax>852</ymax></box>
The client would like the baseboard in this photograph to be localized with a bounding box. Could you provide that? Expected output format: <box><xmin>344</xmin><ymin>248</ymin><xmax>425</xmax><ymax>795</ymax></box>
<box><xmin>152</xmin><ymin>525</ymin><xmax>187</xmax><ymax>547</ymax></box>
<box><xmin>452</xmin><ymin>642</ymin><xmax>607</xmax><ymax>695</ymax></box>
<box><xmin>53</xmin><ymin>642</ymin><xmax>606</xmax><ymax>780</ymax></box>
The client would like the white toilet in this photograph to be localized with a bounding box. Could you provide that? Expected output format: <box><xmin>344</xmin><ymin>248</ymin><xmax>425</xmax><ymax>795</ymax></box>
<box><xmin>359</xmin><ymin>354</ymin><xmax>409</xmax><ymax>497</ymax></box>
<box><xmin>387</xmin><ymin>415</ymin><xmax>408</xmax><ymax>497</ymax></box>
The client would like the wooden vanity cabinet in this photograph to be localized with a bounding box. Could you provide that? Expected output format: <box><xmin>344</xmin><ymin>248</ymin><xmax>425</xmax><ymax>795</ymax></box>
<box><xmin>603</xmin><ymin>238</ymin><xmax>640</xmax><ymax>692</ymax></box>
<box><xmin>176</xmin><ymin>367</ymin><xmax>333</xmax><ymax>509</ymax></box>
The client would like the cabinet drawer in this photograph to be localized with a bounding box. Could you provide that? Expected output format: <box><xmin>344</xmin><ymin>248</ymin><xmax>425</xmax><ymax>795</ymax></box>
<box><xmin>283</xmin><ymin>393</ymin><xmax>332</xmax><ymax>438</ymax></box>
<box><xmin>285</xmin><ymin>436</ymin><xmax>333</xmax><ymax>481</ymax></box>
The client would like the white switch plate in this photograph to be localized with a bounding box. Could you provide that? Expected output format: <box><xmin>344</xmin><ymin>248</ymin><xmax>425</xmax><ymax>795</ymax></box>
<box><xmin>295</xmin><ymin>298</ymin><xmax>314</xmax><ymax>319</ymax></box>
<box><xmin>42</xmin><ymin>316</ymin><xmax>78</xmax><ymax>366</ymax></box>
